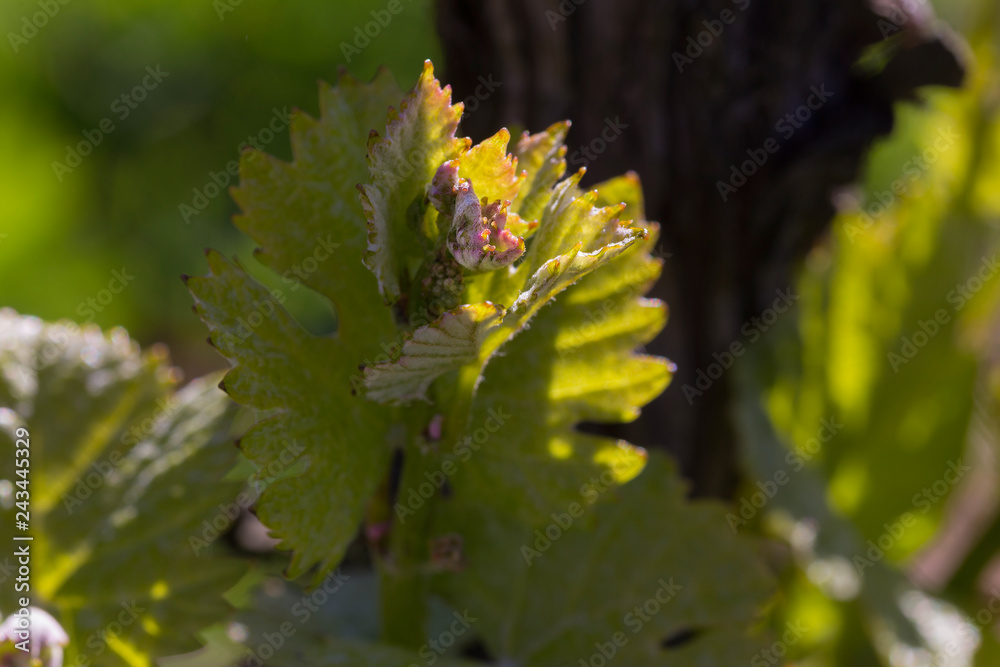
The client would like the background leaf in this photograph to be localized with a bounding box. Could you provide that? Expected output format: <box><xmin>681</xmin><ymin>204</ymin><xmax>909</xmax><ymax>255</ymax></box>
<box><xmin>0</xmin><ymin>310</ymin><xmax>243</xmax><ymax>666</ymax></box>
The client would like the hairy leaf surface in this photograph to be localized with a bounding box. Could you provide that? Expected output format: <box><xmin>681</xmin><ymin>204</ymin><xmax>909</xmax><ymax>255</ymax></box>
<box><xmin>184</xmin><ymin>64</ymin><xmax>776</xmax><ymax>665</ymax></box>
<box><xmin>188</xmin><ymin>68</ymin><xmax>420</xmax><ymax>581</ymax></box>
<box><xmin>431</xmin><ymin>455</ymin><xmax>775</xmax><ymax>666</ymax></box>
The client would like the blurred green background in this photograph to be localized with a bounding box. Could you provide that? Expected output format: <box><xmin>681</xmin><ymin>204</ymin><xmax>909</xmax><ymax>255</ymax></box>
<box><xmin>0</xmin><ymin>0</ymin><xmax>437</xmax><ymax>375</ymax></box>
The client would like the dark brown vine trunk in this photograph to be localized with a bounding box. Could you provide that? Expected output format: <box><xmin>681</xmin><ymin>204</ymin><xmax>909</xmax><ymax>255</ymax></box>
<box><xmin>434</xmin><ymin>0</ymin><xmax>963</xmax><ymax>498</ymax></box>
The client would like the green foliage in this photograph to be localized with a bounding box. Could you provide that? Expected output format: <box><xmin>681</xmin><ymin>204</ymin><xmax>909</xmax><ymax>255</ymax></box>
<box><xmin>0</xmin><ymin>310</ymin><xmax>243</xmax><ymax>666</ymax></box>
<box><xmin>9</xmin><ymin>1</ymin><xmax>1000</xmax><ymax>665</ymax></box>
<box><xmin>360</xmin><ymin>62</ymin><xmax>469</xmax><ymax>302</ymax></box>
<box><xmin>187</xmin><ymin>61</ymin><xmax>775</xmax><ymax>663</ymax></box>
<box><xmin>432</xmin><ymin>455</ymin><xmax>773</xmax><ymax>666</ymax></box>
<box><xmin>732</xmin><ymin>35</ymin><xmax>1000</xmax><ymax>663</ymax></box>
<box><xmin>188</xmin><ymin>66</ymin><xmax>407</xmax><ymax>580</ymax></box>
<box><xmin>0</xmin><ymin>0</ymin><xmax>440</xmax><ymax>354</ymax></box>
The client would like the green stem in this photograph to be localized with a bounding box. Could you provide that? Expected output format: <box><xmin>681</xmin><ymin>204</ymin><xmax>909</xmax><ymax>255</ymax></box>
<box><xmin>445</xmin><ymin>364</ymin><xmax>482</xmax><ymax>443</ymax></box>
<box><xmin>379</xmin><ymin>363</ymin><xmax>482</xmax><ymax>648</ymax></box>
<box><xmin>379</xmin><ymin>436</ymin><xmax>433</xmax><ymax>648</ymax></box>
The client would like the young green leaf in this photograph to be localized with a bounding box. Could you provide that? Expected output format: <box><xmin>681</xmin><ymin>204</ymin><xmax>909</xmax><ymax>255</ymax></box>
<box><xmin>444</xmin><ymin>213</ymin><xmax>670</xmax><ymax>523</ymax></box>
<box><xmin>359</xmin><ymin>60</ymin><xmax>469</xmax><ymax>304</ymax></box>
<box><xmin>188</xmin><ymin>67</ymin><xmax>426</xmax><ymax>581</ymax></box>
<box><xmin>364</xmin><ymin>147</ymin><xmax>650</xmax><ymax>409</ymax></box>
<box><xmin>363</xmin><ymin>302</ymin><xmax>504</xmax><ymax>404</ymax></box>
<box><xmin>187</xmin><ymin>62</ymin><xmax>678</xmax><ymax>628</ymax></box>
<box><xmin>510</xmin><ymin>121</ymin><xmax>571</xmax><ymax>223</ymax></box>
<box><xmin>187</xmin><ymin>251</ymin><xmax>403</xmax><ymax>582</ymax></box>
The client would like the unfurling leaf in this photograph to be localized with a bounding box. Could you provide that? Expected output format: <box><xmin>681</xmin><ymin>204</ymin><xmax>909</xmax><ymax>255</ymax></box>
<box><xmin>363</xmin><ymin>302</ymin><xmax>504</xmax><ymax>404</ymax></box>
<box><xmin>187</xmin><ymin>60</ymin><xmax>774</xmax><ymax>663</ymax></box>
<box><xmin>431</xmin><ymin>163</ymin><xmax>526</xmax><ymax>272</ymax></box>
<box><xmin>358</xmin><ymin>61</ymin><xmax>468</xmax><ymax>304</ymax></box>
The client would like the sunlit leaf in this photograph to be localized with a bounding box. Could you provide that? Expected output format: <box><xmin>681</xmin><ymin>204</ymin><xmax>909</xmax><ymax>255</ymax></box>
<box><xmin>0</xmin><ymin>310</ymin><xmax>242</xmax><ymax>666</ymax></box>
